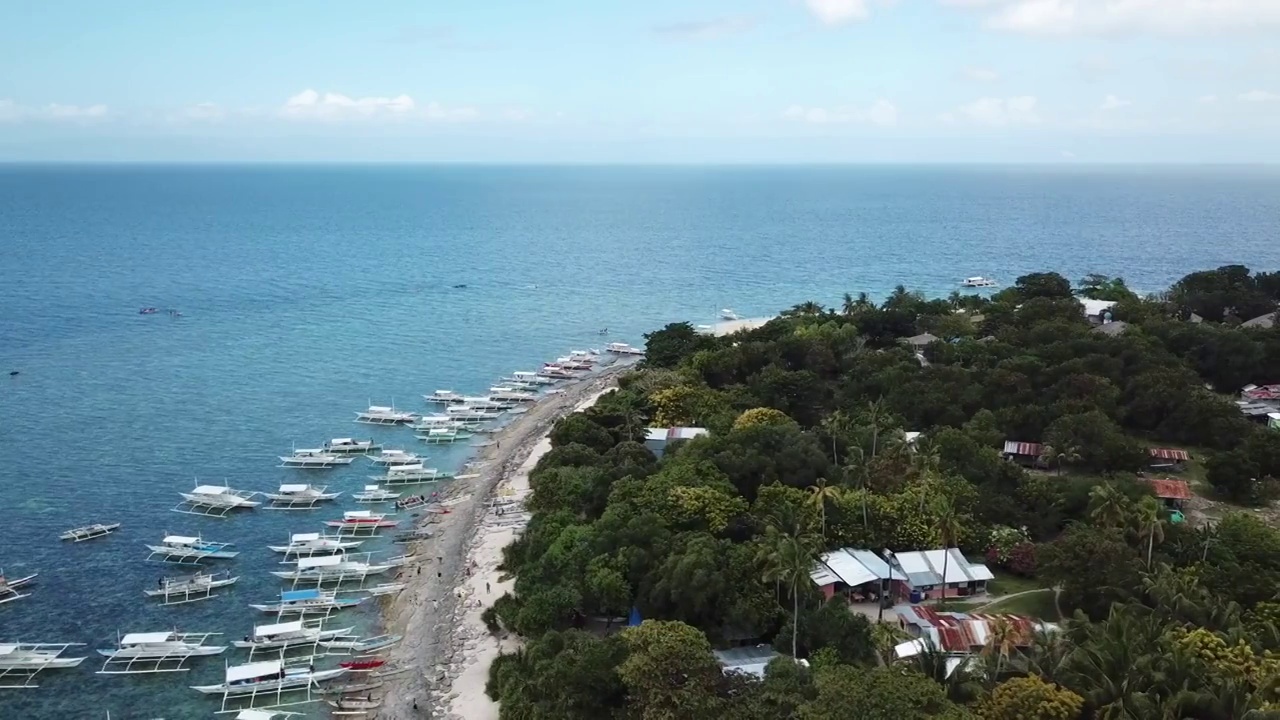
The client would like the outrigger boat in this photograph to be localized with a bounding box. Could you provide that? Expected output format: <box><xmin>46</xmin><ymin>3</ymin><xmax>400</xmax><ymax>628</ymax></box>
<box><xmin>320</xmin><ymin>634</ymin><xmax>401</xmax><ymax>654</ymax></box>
<box><xmin>233</xmin><ymin>620</ymin><xmax>355</xmax><ymax>651</ymax></box>
<box><xmin>146</xmin><ymin>534</ymin><xmax>238</xmax><ymax>564</ymax></box>
<box><xmin>340</xmin><ymin>658</ymin><xmax>386</xmax><ymax>672</ymax></box>
<box><xmin>392</xmin><ymin>528</ymin><xmax>433</xmax><ymax>544</ymax></box>
<box><xmin>278</xmin><ymin>448</ymin><xmax>353</xmax><ymax>469</ymax></box>
<box><xmin>250</xmin><ymin>588</ymin><xmax>365</xmax><ymax>616</ymax></box>
<box><xmin>394</xmin><ymin>494</ymin><xmax>431</xmax><ymax>511</ymax></box>
<box><xmin>488</xmin><ymin>386</ymin><xmax>537</xmax><ymax>403</ymax></box>
<box><xmin>328</xmin><ymin>696</ymin><xmax>382</xmax><ymax>711</ymax></box>
<box><xmin>424</xmin><ymin>390</ymin><xmax>466</xmax><ymax>404</ymax></box>
<box><xmin>190</xmin><ymin>658</ymin><xmax>347</xmax><ymax>695</ymax></box>
<box><xmin>0</xmin><ymin>642</ymin><xmax>87</xmax><ymax>689</ymax></box>
<box><xmin>445</xmin><ymin>405</ymin><xmax>504</xmax><ymax>422</ymax></box>
<box><xmin>375</xmin><ymin>462</ymin><xmax>452</xmax><ymax>484</ymax></box>
<box><xmin>234</xmin><ymin>711</ymin><xmax>305</xmax><ymax>720</ymax></box>
<box><xmin>0</xmin><ymin>571</ymin><xmax>36</xmax><ymax>605</ymax></box>
<box><xmin>270</xmin><ymin>555</ymin><xmax>392</xmax><ymax>583</ymax></box>
<box><xmin>60</xmin><ymin>522</ymin><xmax>121</xmax><ymax>542</ymax></box>
<box><xmin>324</xmin><ymin>438</ymin><xmax>381</xmax><ymax>454</ymax></box>
<box><xmin>605</xmin><ymin>342</ymin><xmax>644</xmax><ymax>355</ymax></box>
<box><xmin>353</xmin><ymin>484</ymin><xmax>401</xmax><ymax>503</ymax></box>
<box><xmin>353</xmin><ymin>404</ymin><xmax>417</xmax><ymax>425</ymax></box>
<box><xmin>362</xmin><ymin>582</ymin><xmax>406</xmax><ymax>597</ymax></box>
<box><xmin>506</xmin><ymin>370</ymin><xmax>557</xmax><ymax>386</ymax></box>
<box><xmin>145</xmin><ymin>569</ymin><xmax>239</xmax><ymax>606</ymax></box>
<box><xmin>96</xmin><ymin>631</ymin><xmax>226</xmax><ymax>674</ymax></box>
<box><xmin>416</xmin><ymin>427</ymin><xmax>473</xmax><ymax>444</ymax></box>
<box><xmin>324</xmin><ymin>510</ymin><xmax>398</xmax><ymax>531</ymax></box>
<box><xmin>318</xmin><ymin>679</ymin><xmax>384</xmax><ymax>695</ymax></box>
<box><xmin>174</xmin><ymin>484</ymin><xmax>260</xmax><ymax>518</ymax></box>
<box><xmin>263</xmin><ymin>484</ymin><xmax>341</xmax><ymax>510</ymax></box>
<box><xmin>269</xmin><ymin>532</ymin><xmax>363</xmax><ymax>558</ymax></box>
<box><xmin>368</xmin><ymin>449</ymin><xmax>420</xmax><ymax>466</ymax></box>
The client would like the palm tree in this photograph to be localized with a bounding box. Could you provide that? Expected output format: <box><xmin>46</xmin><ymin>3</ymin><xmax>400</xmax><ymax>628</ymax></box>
<box><xmin>819</xmin><ymin>410</ymin><xmax>853</xmax><ymax>466</ymax></box>
<box><xmin>1058</xmin><ymin>444</ymin><xmax>1083</xmax><ymax>472</ymax></box>
<box><xmin>842</xmin><ymin>292</ymin><xmax>857</xmax><ymax>317</ymax></box>
<box><xmin>807</xmin><ymin>477</ymin><xmax>841</xmax><ymax>540</ymax></box>
<box><xmin>1039</xmin><ymin>444</ymin><xmax>1061</xmax><ymax>474</ymax></box>
<box><xmin>1088</xmin><ymin>483</ymin><xmax>1131</xmax><ymax>529</ymax></box>
<box><xmin>759</xmin><ymin>531</ymin><xmax>819</xmax><ymax>658</ymax></box>
<box><xmin>787</xmin><ymin>301</ymin><xmax>825</xmax><ymax>316</ymax></box>
<box><xmin>843</xmin><ymin>447</ymin><xmax>871</xmax><ymax>532</ymax></box>
<box><xmin>933</xmin><ymin>496</ymin><xmax>965</xmax><ymax>604</ymax></box>
<box><xmin>866</xmin><ymin>398</ymin><xmax>885</xmax><ymax>461</ymax></box>
<box><xmin>980</xmin><ymin>617</ymin><xmax>1021</xmax><ymax>686</ymax></box>
<box><xmin>1135</xmin><ymin>496</ymin><xmax>1166</xmax><ymax>568</ymax></box>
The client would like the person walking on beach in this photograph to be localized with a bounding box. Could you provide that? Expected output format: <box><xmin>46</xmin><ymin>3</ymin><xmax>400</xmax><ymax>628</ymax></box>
<box><xmin>486</xmin><ymin>581</ymin><xmax>491</xmax><ymax>594</ymax></box>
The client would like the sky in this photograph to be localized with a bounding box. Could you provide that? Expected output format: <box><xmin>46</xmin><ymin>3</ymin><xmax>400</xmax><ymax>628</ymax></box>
<box><xmin>1</xmin><ymin>0</ymin><xmax>1279</xmax><ymax>162</ymax></box>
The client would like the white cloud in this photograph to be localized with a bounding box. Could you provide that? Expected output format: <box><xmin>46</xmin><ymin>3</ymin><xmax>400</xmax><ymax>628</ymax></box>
<box><xmin>652</xmin><ymin>16</ymin><xmax>756</xmax><ymax>39</ymax></box>
<box><xmin>0</xmin><ymin>99</ymin><xmax>19</xmax><ymax>122</ymax></box>
<box><xmin>961</xmin><ymin>66</ymin><xmax>1001</xmax><ymax>82</ymax></box>
<box><xmin>950</xmin><ymin>0</ymin><xmax>1280</xmax><ymax>36</ymax></box>
<box><xmin>1238</xmin><ymin>89</ymin><xmax>1280</xmax><ymax>102</ymax></box>
<box><xmin>43</xmin><ymin>103</ymin><xmax>109</xmax><ymax>119</ymax></box>
<box><xmin>806</xmin><ymin>0</ymin><xmax>871</xmax><ymax>25</ymax></box>
<box><xmin>783</xmin><ymin>99</ymin><xmax>899</xmax><ymax>126</ymax></box>
<box><xmin>0</xmin><ymin>100</ymin><xmax>109</xmax><ymax>122</ymax></box>
<box><xmin>281</xmin><ymin>89</ymin><xmax>417</xmax><ymax>119</ymax></box>
<box><xmin>948</xmin><ymin>96</ymin><xmax>1041</xmax><ymax>126</ymax></box>
<box><xmin>180</xmin><ymin>102</ymin><xmax>227</xmax><ymax>122</ymax></box>
<box><xmin>1099</xmin><ymin>94</ymin><xmax>1131</xmax><ymax>110</ymax></box>
<box><xmin>1198</xmin><ymin>94</ymin><xmax>1219</xmax><ymax>104</ymax></box>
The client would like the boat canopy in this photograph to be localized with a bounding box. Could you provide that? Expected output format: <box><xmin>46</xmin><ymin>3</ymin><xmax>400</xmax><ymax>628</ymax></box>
<box><xmin>120</xmin><ymin>632</ymin><xmax>173</xmax><ymax>645</ymax></box>
<box><xmin>236</xmin><ymin>710</ymin><xmax>283</xmax><ymax>720</ymax></box>
<box><xmin>389</xmin><ymin>463</ymin><xmax>425</xmax><ymax>473</ymax></box>
<box><xmin>226</xmin><ymin>659</ymin><xmax>281</xmax><ymax>683</ymax></box>
<box><xmin>368</xmin><ymin>406</ymin><xmax>393</xmax><ymax>413</ymax></box>
<box><xmin>0</xmin><ymin>644</ymin><xmax>19</xmax><ymax>655</ymax></box>
<box><xmin>255</xmin><ymin>620</ymin><xmax>304</xmax><ymax>637</ymax></box>
<box><xmin>289</xmin><ymin>532</ymin><xmax>320</xmax><ymax>543</ymax></box>
<box><xmin>280</xmin><ymin>589</ymin><xmax>322</xmax><ymax>602</ymax></box>
<box><xmin>331</xmin><ymin>438</ymin><xmax>353</xmax><ymax>444</ymax></box>
<box><xmin>192</xmin><ymin>485</ymin><xmax>230</xmax><ymax>494</ymax></box>
<box><xmin>279</xmin><ymin>484</ymin><xmax>308</xmax><ymax>493</ymax></box>
<box><xmin>295</xmin><ymin>448</ymin><xmax>323</xmax><ymax>454</ymax></box>
<box><xmin>363</xmin><ymin>485</ymin><xmax>380</xmax><ymax>491</ymax></box>
<box><xmin>344</xmin><ymin>511</ymin><xmax>373</xmax><ymax>520</ymax></box>
<box><xmin>163</xmin><ymin>535</ymin><xmax>199</xmax><ymax>544</ymax></box>
<box><xmin>298</xmin><ymin>555</ymin><xmax>342</xmax><ymax>569</ymax></box>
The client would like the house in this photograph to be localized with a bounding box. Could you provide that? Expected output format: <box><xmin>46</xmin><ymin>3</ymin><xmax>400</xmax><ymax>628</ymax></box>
<box><xmin>1237</xmin><ymin>386</ymin><xmax>1280</xmax><ymax>423</ymax></box>
<box><xmin>1002</xmin><ymin>441</ymin><xmax>1044</xmax><ymax>466</ymax></box>
<box><xmin>1148</xmin><ymin>447</ymin><xmax>1191</xmax><ymax>472</ymax></box>
<box><xmin>1079</xmin><ymin>299</ymin><xmax>1118</xmax><ymax>325</ymax></box>
<box><xmin>1092</xmin><ymin>320</ymin><xmax>1128</xmax><ymax>336</ymax></box>
<box><xmin>643</xmin><ymin>426</ymin><xmax>708</xmax><ymax>458</ymax></box>
<box><xmin>713</xmin><ymin>646</ymin><xmax>800</xmax><ymax>678</ymax></box>
<box><xmin>811</xmin><ymin>547</ymin><xmax>994</xmax><ymax>603</ymax></box>
<box><xmin>1242</xmin><ymin>312</ymin><xmax>1277</xmax><ymax>329</ymax></box>
<box><xmin>904</xmin><ymin>333</ymin><xmax>940</xmax><ymax>349</ymax></box>
<box><xmin>1146</xmin><ymin>478</ymin><xmax>1193</xmax><ymax>510</ymax></box>
<box><xmin>893</xmin><ymin>606</ymin><xmax>1055</xmax><ymax>670</ymax></box>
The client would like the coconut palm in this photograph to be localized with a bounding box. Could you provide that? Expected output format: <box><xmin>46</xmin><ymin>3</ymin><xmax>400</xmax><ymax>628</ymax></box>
<box><xmin>807</xmin><ymin>477</ymin><xmax>841</xmax><ymax>540</ymax></box>
<box><xmin>759</xmin><ymin>530</ymin><xmax>820</xmax><ymax>658</ymax></box>
<box><xmin>866</xmin><ymin>397</ymin><xmax>886</xmax><ymax>461</ymax></box>
<box><xmin>980</xmin><ymin>616</ymin><xmax>1022</xmax><ymax>686</ymax></box>
<box><xmin>819</xmin><ymin>410</ymin><xmax>853</xmax><ymax>466</ymax></box>
<box><xmin>1088</xmin><ymin>483</ymin><xmax>1131</xmax><ymax>529</ymax></box>
<box><xmin>933</xmin><ymin>496</ymin><xmax>965</xmax><ymax>603</ymax></box>
<box><xmin>1134</xmin><ymin>496</ymin><xmax>1166</xmax><ymax>569</ymax></box>
<box><xmin>843</xmin><ymin>447</ymin><xmax>871</xmax><ymax>531</ymax></box>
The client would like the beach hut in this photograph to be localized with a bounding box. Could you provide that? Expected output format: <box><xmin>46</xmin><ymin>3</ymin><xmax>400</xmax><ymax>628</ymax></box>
<box><xmin>1148</xmin><ymin>447</ymin><xmax>1191</xmax><ymax>472</ymax></box>
<box><xmin>1001</xmin><ymin>441</ymin><xmax>1044</xmax><ymax>467</ymax></box>
<box><xmin>643</xmin><ymin>427</ymin><xmax>708</xmax><ymax>459</ymax></box>
<box><xmin>1146</xmin><ymin>478</ymin><xmax>1193</xmax><ymax>510</ymax></box>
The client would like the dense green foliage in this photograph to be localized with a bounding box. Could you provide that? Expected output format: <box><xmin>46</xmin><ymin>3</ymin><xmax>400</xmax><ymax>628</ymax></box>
<box><xmin>486</xmin><ymin>267</ymin><xmax>1280</xmax><ymax>719</ymax></box>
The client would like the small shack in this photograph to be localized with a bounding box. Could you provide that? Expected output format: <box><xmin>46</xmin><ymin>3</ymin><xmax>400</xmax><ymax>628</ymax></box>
<box><xmin>1002</xmin><ymin>441</ymin><xmax>1044</xmax><ymax>467</ymax></box>
<box><xmin>1146</xmin><ymin>478</ymin><xmax>1193</xmax><ymax>510</ymax></box>
<box><xmin>643</xmin><ymin>427</ymin><xmax>708</xmax><ymax>459</ymax></box>
<box><xmin>811</xmin><ymin>547</ymin><xmax>993</xmax><ymax>603</ymax></box>
<box><xmin>904</xmin><ymin>333</ymin><xmax>940</xmax><ymax>350</ymax></box>
<box><xmin>713</xmin><ymin>646</ymin><xmax>793</xmax><ymax>678</ymax></box>
<box><xmin>1080</xmin><ymin>299</ymin><xmax>1118</xmax><ymax>325</ymax></box>
<box><xmin>1148</xmin><ymin>447</ymin><xmax>1191</xmax><ymax>472</ymax></box>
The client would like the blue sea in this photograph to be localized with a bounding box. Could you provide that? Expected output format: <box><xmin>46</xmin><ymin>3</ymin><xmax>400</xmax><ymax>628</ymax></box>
<box><xmin>2</xmin><ymin>164</ymin><xmax>1279</xmax><ymax>718</ymax></box>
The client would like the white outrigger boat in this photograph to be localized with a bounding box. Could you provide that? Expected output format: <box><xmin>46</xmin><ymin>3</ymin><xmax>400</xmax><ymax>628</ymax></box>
<box><xmin>488</xmin><ymin>386</ymin><xmax>538</xmax><ymax>403</ymax></box>
<box><xmin>376</xmin><ymin>462</ymin><xmax>454</xmax><ymax>485</ymax></box>
<box><xmin>605</xmin><ymin>341</ymin><xmax>644</xmax><ymax>355</ymax></box>
<box><xmin>409</xmin><ymin>415</ymin><xmax>480</xmax><ymax>433</ymax></box>
<box><xmin>324</xmin><ymin>510</ymin><xmax>398</xmax><ymax>532</ymax></box>
<box><xmin>279</xmin><ymin>448</ymin><xmax>353</xmax><ymax>469</ymax></box>
<box><xmin>353</xmin><ymin>484</ymin><xmax>401</xmax><ymax>503</ymax></box>
<box><xmin>329</xmin><ymin>696</ymin><xmax>382</xmax><ymax>712</ymax></box>
<box><xmin>0</xmin><ymin>571</ymin><xmax>36</xmax><ymax>606</ymax></box>
<box><xmin>145</xmin><ymin>569</ymin><xmax>239</xmax><ymax>605</ymax></box>
<box><xmin>269</xmin><ymin>532</ymin><xmax>363</xmax><ymax>558</ymax></box>
<box><xmin>320</xmin><ymin>633</ymin><xmax>401</xmax><ymax>654</ymax></box>
<box><xmin>146</xmin><ymin>534</ymin><xmax>238</xmax><ymax>564</ymax></box>
<box><xmin>0</xmin><ymin>642</ymin><xmax>86</xmax><ymax>689</ymax></box>
<box><xmin>416</xmin><ymin>426</ymin><xmax>473</xmax><ymax>444</ymax></box>
<box><xmin>190</xmin><ymin>658</ymin><xmax>348</xmax><ymax>696</ymax></box>
<box><xmin>263</xmin><ymin>484</ymin><xmax>341</xmax><ymax>510</ymax></box>
<box><xmin>233</xmin><ymin>620</ymin><xmax>354</xmax><ymax>651</ymax></box>
<box><xmin>505</xmin><ymin>370</ymin><xmax>557</xmax><ymax>386</ymax></box>
<box><xmin>97</xmin><ymin>631</ymin><xmax>226</xmax><ymax>674</ymax></box>
<box><xmin>324</xmin><ymin>438</ymin><xmax>381</xmax><ymax>454</ymax></box>
<box><xmin>271</xmin><ymin>554</ymin><xmax>393</xmax><ymax>584</ymax></box>
<box><xmin>174</xmin><ymin>484</ymin><xmax>260</xmax><ymax>517</ymax></box>
<box><xmin>446</xmin><ymin>404</ymin><xmax>503</xmax><ymax>421</ymax></box>
<box><xmin>424</xmin><ymin>390</ymin><xmax>466</xmax><ymax>404</ymax></box>
<box><xmin>60</xmin><ymin>522</ymin><xmax>121</xmax><ymax>542</ymax></box>
<box><xmin>362</xmin><ymin>582</ymin><xmax>407</xmax><ymax>597</ymax></box>
<box><xmin>354</xmin><ymin>404</ymin><xmax>417</xmax><ymax>425</ymax></box>
<box><xmin>368</xmin><ymin>449</ymin><xmax>420</xmax><ymax>466</ymax></box>
<box><xmin>537</xmin><ymin>364</ymin><xmax>577</xmax><ymax>380</ymax></box>
<box><xmin>961</xmin><ymin>276</ymin><xmax>999</xmax><ymax>288</ymax></box>
<box><xmin>250</xmin><ymin>588</ymin><xmax>365</xmax><ymax>616</ymax></box>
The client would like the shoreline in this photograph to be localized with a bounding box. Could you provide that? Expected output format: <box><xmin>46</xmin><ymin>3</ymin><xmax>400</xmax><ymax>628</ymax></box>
<box><xmin>374</xmin><ymin>362</ymin><xmax>631</xmax><ymax>719</ymax></box>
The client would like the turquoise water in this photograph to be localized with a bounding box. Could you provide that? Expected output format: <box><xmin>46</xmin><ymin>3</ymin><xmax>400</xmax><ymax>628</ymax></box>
<box><xmin>2</xmin><ymin>165</ymin><xmax>1279</xmax><ymax>718</ymax></box>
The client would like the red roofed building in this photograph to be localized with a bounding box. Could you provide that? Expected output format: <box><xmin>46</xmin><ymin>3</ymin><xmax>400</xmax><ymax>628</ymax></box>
<box><xmin>893</xmin><ymin>606</ymin><xmax>1054</xmax><ymax>669</ymax></box>
<box><xmin>1147</xmin><ymin>478</ymin><xmax>1193</xmax><ymax>509</ymax></box>
<box><xmin>1002</xmin><ymin>441</ymin><xmax>1044</xmax><ymax>467</ymax></box>
<box><xmin>1149</xmin><ymin>447</ymin><xmax>1191</xmax><ymax>472</ymax></box>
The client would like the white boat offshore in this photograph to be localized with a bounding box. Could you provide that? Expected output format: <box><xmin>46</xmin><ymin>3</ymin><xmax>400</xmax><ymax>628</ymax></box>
<box><xmin>506</xmin><ymin>370</ymin><xmax>557</xmax><ymax>385</ymax></box>
<box><xmin>60</xmin><ymin>522</ymin><xmax>121</xmax><ymax>542</ymax></box>
<box><xmin>444</xmin><ymin>405</ymin><xmax>502</xmax><ymax>422</ymax></box>
<box><xmin>145</xmin><ymin>569</ymin><xmax>239</xmax><ymax>606</ymax></box>
<box><xmin>368</xmin><ymin>449</ymin><xmax>420</xmax><ymax>466</ymax></box>
<box><xmin>97</xmin><ymin>631</ymin><xmax>226</xmax><ymax>674</ymax></box>
<box><xmin>0</xmin><ymin>642</ymin><xmax>86</xmax><ymax>689</ymax></box>
<box><xmin>146</xmin><ymin>534</ymin><xmax>238</xmax><ymax>564</ymax></box>
<box><xmin>270</xmin><ymin>555</ymin><xmax>392</xmax><ymax>583</ymax></box>
<box><xmin>175</xmin><ymin>484</ymin><xmax>260</xmax><ymax>517</ymax></box>
<box><xmin>353</xmin><ymin>484</ymin><xmax>401</xmax><ymax>503</ymax></box>
<box><xmin>232</xmin><ymin>620</ymin><xmax>354</xmax><ymax>651</ymax></box>
<box><xmin>323</xmin><ymin>438</ymin><xmax>381</xmax><ymax>454</ymax></box>
<box><xmin>263</xmin><ymin>484</ymin><xmax>341</xmax><ymax>510</ymax></box>
<box><xmin>375</xmin><ymin>462</ymin><xmax>455</xmax><ymax>484</ymax></box>
<box><xmin>605</xmin><ymin>342</ymin><xmax>644</xmax><ymax>355</ymax></box>
<box><xmin>961</xmin><ymin>276</ymin><xmax>999</xmax><ymax>288</ymax></box>
<box><xmin>190</xmin><ymin>659</ymin><xmax>347</xmax><ymax>695</ymax></box>
<box><xmin>278</xmin><ymin>448</ymin><xmax>353</xmax><ymax>469</ymax></box>
<box><xmin>269</xmin><ymin>532</ymin><xmax>363</xmax><ymax>557</ymax></box>
<box><xmin>424</xmin><ymin>390</ymin><xmax>466</xmax><ymax>404</ymax></box>
<box><xmin>250</xmin><ymin>588</ymin><xmax>365</xmax><ymax>615</ymax></box>
<box><xmin>354</xmin><ymin>404</ymin><xmax>417</xmax><ymax>425</ymax></box>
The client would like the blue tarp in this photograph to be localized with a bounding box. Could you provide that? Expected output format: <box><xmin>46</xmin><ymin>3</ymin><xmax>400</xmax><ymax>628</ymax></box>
<box><xmin>628</xmin><ymin>606</ymin><xmax>642</xmax><ymax>627</ymax></box>
<box><xmin>281</xmin><ymin>589</ymin><xmax>322</xmax><ymax>601</ymax></box>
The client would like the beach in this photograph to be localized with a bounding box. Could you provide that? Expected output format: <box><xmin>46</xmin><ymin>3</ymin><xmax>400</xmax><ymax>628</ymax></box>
<box><xmin>374</xmin><ymin>365</ymin><xmax>630</xmax><ymax>719</ymax></box>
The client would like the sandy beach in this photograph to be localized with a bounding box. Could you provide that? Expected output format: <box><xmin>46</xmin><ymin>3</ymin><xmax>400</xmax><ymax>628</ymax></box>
<box><xmin>374</xmin><ymin>363</ymin><xmax>631</xmax><ymax>719</ymax></box>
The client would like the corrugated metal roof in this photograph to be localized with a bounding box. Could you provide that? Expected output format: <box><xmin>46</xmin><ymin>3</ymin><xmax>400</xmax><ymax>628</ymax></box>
<box><xmin>1243</xmin><ymin>385</ymin><xmax>1280</xmax><ymax>401</ymax></box>
<box><xmin>1149</xmin><ymin>447</ymin><xmax>1191</xmax><ymax>461</ymax></box>
<box><xmin>1147</xmin><ymin>478</ymin><xmax>1193</xmax><ymax>500</ymax></box>
<box><xmin>1002</xmin><ymin>440</ymin><xmax>1043</xmax><ymax>457</ymax></box>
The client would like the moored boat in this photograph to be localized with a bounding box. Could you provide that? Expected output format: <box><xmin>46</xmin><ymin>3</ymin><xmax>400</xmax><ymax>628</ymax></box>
<box><xmin>144</xmin><ymin>569</ymin><xmax>238</xmax><ymax>605</ymax></box>
<box><xmin>268</xmin><ymin>532</ymin><xmax>363</xmax><ymax>557</ymax></box>
<box><xmin>269</xmin><ymin>554</ymin><xmax>392</xmax><ymax>583</ymax></box>
<box><xmin>324</xmin><ymin>510</ymin><xmax>398</xmax><ymax>530</ymax></box>
<box><xmin>324</xmin><ymin>438</ymin><xmax>381</xmax><ymax>454</ymax></box>
<box><xmin>175</xmin><ymin>484</ymin><xmax>260</xmax><ymax>517</ymax></box>
<box><xmin>189</xmin><ymin>659</ymin><xmax>347</xmax><ymax>694</ymax></box>
<box><xmin>0</xmin><ymin>642</ymin><xmax>87</xmax><ymax>689</ymax></box>
<box><xmin>232</xmin><ymin>620</ymin><xmax>354</xmax><ymax>650</ymax></box>
<box><xmin>961</xmin><ymin>276</ymin><xmax>999</xmax><ymax>288</ymax></box>
<box><xmin>263</xmin><ymin>484</ymin><xmax>341</xmax><ymax>510</ymax></box>
<box><xmin>605</xmin><ymin>341</ymin><xmax>644</xmax><ymax>355</ymax></box>
<box><xmin>377</xmin><ymin>462</ymin><xmax>453</xmax><ymax>484</ymax></box>
<box><xmin>60</xmin><ymin>522</ymin><xmax>121</xmax><ymax>542</ymax></box>
<box><xmin>145</xmin><ymin>534</ymin><xmax>238</xmax><ymax>563</ymax></box>
<box><xmin>354</xmin><ymin>404</ymin><xmax>417</xmax><ymax>425</ymax></box>
<box><xmin>278</xmin><ymin>448</ymin><xmax>353</xmax><ymax>468</ymax></box>
<box><xmin>249</xmin><ymin>588</ymin><xmax>365</xmax><ymax>615</ymax></box>
<box><xmin>96</xmin><ymin>631</ymin><xmax>226</xmax><ymax>674</ymax></box>
<box><xmin>353</xmin><ymin>484</ymin><xmax>401</xmax><ymax>503</ymax></box>
<box><xmin>368</xmin><ymin>449</ymin><xmax>420</xmax><ymax>466</ymax></box>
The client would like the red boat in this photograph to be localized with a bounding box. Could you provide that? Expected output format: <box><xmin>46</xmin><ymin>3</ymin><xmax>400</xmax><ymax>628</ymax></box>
<box><xmin>341</xmin><ymin>658</ymin><xmax>386</xmax><ymax>671</ymax></box>
<box><xmin>324</xmin><ymin>511</ymin><xmax>398</xmax><ymax>529</ymax></box>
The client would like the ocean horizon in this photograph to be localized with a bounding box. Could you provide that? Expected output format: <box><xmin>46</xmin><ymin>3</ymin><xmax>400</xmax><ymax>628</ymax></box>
<box><xmin>2</xmin><ymin>164</ymin><xmax>1279</xmax><ymax>718</ymax></box>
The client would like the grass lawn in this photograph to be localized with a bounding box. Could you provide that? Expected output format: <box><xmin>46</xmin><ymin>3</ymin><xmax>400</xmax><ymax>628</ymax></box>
<box><xmin>986</xmin><ymin>569</ymin><xmax>1045</xmax><ymax>597</ymax></box>
<box><xmin>977</xmin><ymin>588</ymin><xmax>1062</xmax><ymax>621</ymax></box>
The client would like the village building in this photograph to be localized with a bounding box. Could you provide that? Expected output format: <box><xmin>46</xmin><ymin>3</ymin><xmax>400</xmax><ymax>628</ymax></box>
<box><xmin>1237</xmin><ymin>385</ymin><xmax>1280</xmax><ymax>424</ymax></box>
<box><xmin>892</xmin><ymin>606</ymin><xmax>1056</xmax><ymax>674</ymax></box>
<box><xmin>1148</xmin><ymin>447</ymin><xmax>1191</xmax><ymax>472</ymax></box>
<box><xmin>1092</xmin><ymin>319</ymin><xmax>1128</xmax><ymax>336</ymax></box>
<box><xmin>1145</xmin><ymin>478</ymin><xmax>1193</xmax><ymax>511</ymax></box>
<box><xmin>811</xmin><ymin>547</ymin><xmax>994</xmax><ymax>604</ymax></box>
<box><xmin>1079</xmin><ymin>299</ymin><xmax>1118</xmax><ymax>325</ymax></box>
<box><xmin>1001</xmin><ymin>441</ymin><xmax>1043</xmax><ymax>467</ymax></box>
<box><xmin>712</xmin><ymin>646</ymin><xmax>801</xmax><ymax>678</ymax></box>
<box><xmin>643</xmin><ymin>426</ymin><xmax>708</xmax><ymax>459</ymax></box>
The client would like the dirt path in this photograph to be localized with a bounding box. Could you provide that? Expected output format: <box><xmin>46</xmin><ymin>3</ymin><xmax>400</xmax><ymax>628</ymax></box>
<box><xmin>372</xmin><ymin>361</ymin><xmax>634</xmax><ymax>719</ymax></box>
